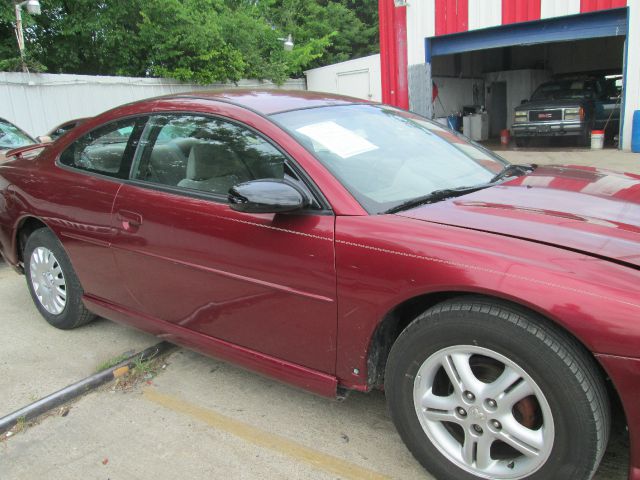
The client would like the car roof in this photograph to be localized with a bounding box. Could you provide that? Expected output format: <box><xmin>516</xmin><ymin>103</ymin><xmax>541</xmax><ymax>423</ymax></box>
<box><xmin>165</xmin><ymin>89</ymin><xmax>368</xmax><ymax>115</ymax></box>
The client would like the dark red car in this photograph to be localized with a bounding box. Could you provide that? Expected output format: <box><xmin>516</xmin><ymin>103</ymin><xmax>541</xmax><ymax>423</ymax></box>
<box><xmin>1</xmin><ymin>91</ymin><xmax>639</xmax><ymax>480</ymax></box>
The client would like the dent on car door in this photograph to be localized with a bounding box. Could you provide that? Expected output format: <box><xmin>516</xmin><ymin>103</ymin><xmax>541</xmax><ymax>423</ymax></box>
<box><xmin>110</xmin><ymin>113</ymin><xmax>338</xmax><ymax>373</ymax></box>
<box><xmin>50</xmin><ymin>116</ymin><xmax>147</xmax><ymax>302</ymax></box>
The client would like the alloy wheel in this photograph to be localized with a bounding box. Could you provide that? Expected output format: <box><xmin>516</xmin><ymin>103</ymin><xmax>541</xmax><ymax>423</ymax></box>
<box><xmin>413</xmin><ymin>345</ymin><xmax>554</xmax><ymax>479</ymax></box>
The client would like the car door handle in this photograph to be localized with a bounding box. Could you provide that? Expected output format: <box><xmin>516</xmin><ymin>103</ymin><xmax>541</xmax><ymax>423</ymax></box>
<box><xmin>116</xmin><ymin>210</ymin><xmax>143</xmax><ymax>232</ymax></box>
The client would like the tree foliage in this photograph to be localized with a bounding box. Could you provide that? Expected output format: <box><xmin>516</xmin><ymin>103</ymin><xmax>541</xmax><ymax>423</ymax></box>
<box><xmin>0</xmin><ymin>0</ymin><xmax>379</xmax><ymax>83</ymax></box>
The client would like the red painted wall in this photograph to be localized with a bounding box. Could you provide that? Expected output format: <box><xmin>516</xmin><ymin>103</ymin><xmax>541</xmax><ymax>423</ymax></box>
<box><xmin>580</xmin><ymin>0</ymin><xmax>627</xmax><ymax>13</ymax></box>
<box><xmin>435</xmin><ymin>0</ymin><xmax>469</xmax><ymax>36</ymax></box>
<box><xmin>502</xmin><ymin>0</ymin><xmax>541</xmax><ymax>24</ymax></box>
<box><xmin>379</xmin><ymin>0</ymin><xmax>409</xmax><ymax>109</ymax></box>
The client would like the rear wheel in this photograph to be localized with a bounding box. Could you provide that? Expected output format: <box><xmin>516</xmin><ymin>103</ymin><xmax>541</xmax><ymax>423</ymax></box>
<box><xmin>24</xmin><ymin>228</ymin><xmax>96</xmax><ymax>329</ymax></box>
<box><xmin>385</xmin><ymin>297</ymin><xmax>610</xmax><ymax>480</ymax></box>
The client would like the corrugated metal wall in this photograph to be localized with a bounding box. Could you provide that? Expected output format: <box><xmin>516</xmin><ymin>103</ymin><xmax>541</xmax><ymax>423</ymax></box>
<box><xmin>435</xmin><ymin>0</ymin><xmax>468</xmax><ymax>35</ymax></box>
<box><xmin>502</xmin><ymin>0</ymin><xmax>542</xmax><ymax>24</ymax></box>
<box><xmin>406</xmin><ymin>0</ymin><xmax>436</xmax><ymax>65</ymax></box>
<box><xmin>468</xmin><ymin>0</ymin><xmax>502</xmax><ymax>30</ymax></box>
<box><xmin>541</xmin><ymin>0</ymin><xmax>581</xmax><ymax>19</ymax></box>
<box><xmin>416</xmin><ymin>0</ymin><xmax>626</xmax><ymax>38</ymax></box>
<box><xmin>0</xmin><ymin>73</ymin><xmax>305</xmax><ymax>138</ymax></box>
<box><xmin>581</xmin><ymin>0</ymin><xmax>627</xmax><ymax>12</ymax></box>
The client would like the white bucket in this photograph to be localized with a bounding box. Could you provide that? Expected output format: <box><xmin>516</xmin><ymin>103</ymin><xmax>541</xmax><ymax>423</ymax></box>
<box><xmin>591</xmin><ymin>130</ymin><xmax>604</xmax><ymax>150</ymax></box>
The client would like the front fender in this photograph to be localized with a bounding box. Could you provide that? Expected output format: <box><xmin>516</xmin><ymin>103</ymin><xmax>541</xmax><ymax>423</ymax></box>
<box><xmin>334</xmin><ymin>214</ymin><xmax>640</xmax><ymax>387</ymax></box>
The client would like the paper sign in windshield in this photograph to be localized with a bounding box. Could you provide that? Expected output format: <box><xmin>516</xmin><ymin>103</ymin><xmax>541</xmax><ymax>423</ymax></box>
<box><xmin>297</xmin><ymin>121</ymin><xmax>378</xmax><ymax>158</ymax></box>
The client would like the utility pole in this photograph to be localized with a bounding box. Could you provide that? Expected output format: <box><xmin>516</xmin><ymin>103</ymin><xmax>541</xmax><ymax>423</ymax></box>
<box><xmin>14</xmin><ymin>3</ymin><xmax>26</xmax><ymax>72</ymax></box>
<box><xmin>13</xmin><ymin>1</ymin><xmax>42</xmax><ymax>73</ymax></box>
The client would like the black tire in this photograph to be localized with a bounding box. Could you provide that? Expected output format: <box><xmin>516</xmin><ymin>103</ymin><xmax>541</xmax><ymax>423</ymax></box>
<box><xmin>24</xmin><ymin>228</ymin><xmax>96</xmax><ymax>329</ymax></box>
<box><xmin>385</xmin><ymin>296</ymin><xmax>610</xmax><ymax>480</ymax></box>
<box><xmin>515</xmin><ymin>138</ymin><xmax>530</xmax><ymax>148</ymax></box>
<box><xmin>577</xmin><ymin>130</ymin><xmax>591</xmax><ymax>147</ymax></box>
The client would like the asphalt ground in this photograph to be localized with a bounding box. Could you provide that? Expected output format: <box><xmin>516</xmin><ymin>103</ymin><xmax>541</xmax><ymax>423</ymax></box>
<box><xmin>1</xmin><ymin>147</ymin><xmax>637</xmax><ymax>480</ymax></box>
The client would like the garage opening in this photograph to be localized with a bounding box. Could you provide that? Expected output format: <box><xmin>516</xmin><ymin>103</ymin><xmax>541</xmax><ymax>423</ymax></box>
<box><xmin>425</xmin><ymin>8</ymin><xmax>627</xmax><ymax>150</ymax></box>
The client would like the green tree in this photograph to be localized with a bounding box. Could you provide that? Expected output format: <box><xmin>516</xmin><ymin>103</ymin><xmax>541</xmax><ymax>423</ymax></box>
<box><xmin>137</xmin><ymin>0</ymin><xmax>245</xmax><ymax>83</ymax></box>
<box><xmin>0</xmin><ymin>0</ymin><xmax>379</xmax><ymax>82</ymax></box>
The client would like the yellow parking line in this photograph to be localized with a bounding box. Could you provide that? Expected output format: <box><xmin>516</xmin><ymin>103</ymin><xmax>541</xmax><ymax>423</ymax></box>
<box><xmin>143</xmin><ymin>388</ymin><xmax>391</xmax><ymax>480</ymax></box>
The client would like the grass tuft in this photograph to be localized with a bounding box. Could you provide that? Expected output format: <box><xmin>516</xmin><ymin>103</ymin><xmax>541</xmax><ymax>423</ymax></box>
<box><xmin>95</xmin><ymin>353</ymin><xmax>130</xmax><ymax>373</ymax></box>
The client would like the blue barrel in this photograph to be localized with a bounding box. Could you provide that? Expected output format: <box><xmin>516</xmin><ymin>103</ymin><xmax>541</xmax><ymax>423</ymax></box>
<box><xmin>633</xmin><ymin>110</ymin><xmax>640</xmax><ymax>153</ymax></box>
<box><xmin>447</xmin><ymin>114</ymin><xmax>462</xmax><ymax>132</ymax></box>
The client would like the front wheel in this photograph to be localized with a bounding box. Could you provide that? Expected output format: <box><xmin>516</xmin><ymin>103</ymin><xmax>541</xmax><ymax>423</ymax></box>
<box><xmin>385</xmin><ymin>297</ymin><xmax>610</xmax><ymax>480</ymax></box>
<box><xmin>577</xmin><ymin>130</ymin><xmax>591</xmax><ymax>147</ymax></box>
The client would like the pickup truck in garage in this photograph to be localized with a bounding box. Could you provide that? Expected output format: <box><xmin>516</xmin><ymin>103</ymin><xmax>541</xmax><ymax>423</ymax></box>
<box><xmin>512</xmin><ymin>76</ymin><xmax>621</xmax><ymax>147</ymax></box>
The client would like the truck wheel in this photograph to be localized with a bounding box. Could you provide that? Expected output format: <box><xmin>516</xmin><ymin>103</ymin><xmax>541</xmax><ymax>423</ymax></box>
<box><xmin>385</xmin><ymin>297</ymin><xmax>610</xmax><ymax>480</ymax></box>
<box><xmin>577</xmin><ymin>131</ymin><xmax>591</xmax><ymax>147</ymax></box>
<box><xmin>24</xmin><ymin>228</ymin><xmax>96</xmax><ymax>329</ymax></box>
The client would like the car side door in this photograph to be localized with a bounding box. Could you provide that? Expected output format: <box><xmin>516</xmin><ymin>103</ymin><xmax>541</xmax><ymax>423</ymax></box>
<box><xmin>41</xmin><ymin>116</ymin><xmax>147</xmax><ymax>304</ymax></box>
<box><xmin>110</xmin><ymin>113</ymin><xmax>338</xmax><ymax>373</ymax></box>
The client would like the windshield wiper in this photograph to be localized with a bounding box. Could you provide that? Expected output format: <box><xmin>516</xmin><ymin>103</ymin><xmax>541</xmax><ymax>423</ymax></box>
<box><xmin>385</xmin><ymin>185</ymin><xmax>489</xmax><ymax>214</ymax></box>
<box><xmin>491</xmin><ymin>163</ymin><xmax>536</xmax><ymax>183</ymax></box>
<box><xmin>385</xmin><ymin>164</ymin><xmax>537</xmax><ymax>215</ymax></box>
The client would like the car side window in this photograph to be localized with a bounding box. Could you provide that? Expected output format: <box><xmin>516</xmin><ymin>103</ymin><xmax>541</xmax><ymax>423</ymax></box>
<box><xmin>59</xmin><ymin>118</ymin><xmax>146</xmax><ymax>178</ymax></box>
<box><xmin>133</xmin><ymin>114</ymin><xmax>288</xmax><ymax>197</ymax></box>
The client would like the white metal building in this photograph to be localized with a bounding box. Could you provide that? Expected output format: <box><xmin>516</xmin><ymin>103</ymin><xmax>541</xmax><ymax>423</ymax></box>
<box><xmin>379</xmin><ymin>0</ymin><xmax>640</xmax><ymax>150</ymax></box>
<box><xmin>305</xmin><ymin>55</ymin><xmax>382</xmax><ymax>102</ymax></box>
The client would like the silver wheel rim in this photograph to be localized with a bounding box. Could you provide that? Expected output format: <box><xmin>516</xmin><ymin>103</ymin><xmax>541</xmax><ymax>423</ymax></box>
<box><xmin>413</xmin><ymin>345</ymin><xmax>554</xmax><ymax>479</ymax></box>
<box><xmin>29</xmin><ymin>246</ymin><xmax>67</xmax><ymax>315</ymax></box>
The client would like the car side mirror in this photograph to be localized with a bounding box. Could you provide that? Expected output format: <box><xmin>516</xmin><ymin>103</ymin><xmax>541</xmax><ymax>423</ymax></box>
<box><xmin>520</xmin><ymin>99</ymin><xmax>529</xmax><ymax>105</ymax></box>
<box><xmin>228</xmin><ymin>179</ymin><xmax>309</xmax><ymax>214</ymax></box>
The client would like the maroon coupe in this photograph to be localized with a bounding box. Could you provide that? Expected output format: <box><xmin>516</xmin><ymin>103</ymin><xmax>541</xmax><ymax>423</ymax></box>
<box><xmin>1</xmin><ymin>90</ymin><xmax>639</xmax><ymax>480</ymax></box>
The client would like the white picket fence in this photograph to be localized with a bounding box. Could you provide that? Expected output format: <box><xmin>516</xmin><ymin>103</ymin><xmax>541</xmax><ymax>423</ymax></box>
<box><xmin>0</xmin><ymin>72</ymin><xmax>306</xmax><ymax>138</ymax></box>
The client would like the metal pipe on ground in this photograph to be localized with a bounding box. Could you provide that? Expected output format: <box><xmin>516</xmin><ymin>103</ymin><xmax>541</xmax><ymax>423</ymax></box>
<box><xmin>0</xmin><ymin>341</ymin><xmax>175</xmax><ymax>435</ymax></box>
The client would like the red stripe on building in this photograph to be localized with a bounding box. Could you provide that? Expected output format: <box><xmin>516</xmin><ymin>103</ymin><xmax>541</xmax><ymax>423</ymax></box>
<box><xmin>435</xmin><ymin>0</ymin><xmax>468</xmax><ymax>36</ymax></box>
<box><xmin>379</xmin><ymin>0</ymin><xmax>409</xmax><ymax>109</ymax></box>
<box><xmin>502</xmin><ymin>0</ymin><xmax>541</xmax><ymax>25</ymax></box>
<box><xmin>435</xmin><ymin>0</ymin><xmax>446</xmax><ymax>35</ymax></box>
<box><xmin>580</xmin><ymin>0</ymin><xmax>627</xmax><ymax>13</ymax></box>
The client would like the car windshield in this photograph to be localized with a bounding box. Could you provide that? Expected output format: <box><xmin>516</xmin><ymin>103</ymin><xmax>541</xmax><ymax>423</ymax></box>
<box><xmin>0</xmin><ymin>119</ymin><xmax>35</xmax><ymax>150</ymax></box>
<box><xmin>273</xmin><ymin>104</ymin><xmax>507</xmax><ymax>214</ymax></box>
<box><xmin>531</xmin><ymin>80</ymin><xmax>595</xmax><ymax>101</ymax></box>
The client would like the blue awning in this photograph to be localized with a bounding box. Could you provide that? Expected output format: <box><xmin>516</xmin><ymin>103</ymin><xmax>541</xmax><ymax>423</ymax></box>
<box><xmin>427</xmin><ymin>8</ymin><xmax>627</xmax><ymax>60</ymax></box>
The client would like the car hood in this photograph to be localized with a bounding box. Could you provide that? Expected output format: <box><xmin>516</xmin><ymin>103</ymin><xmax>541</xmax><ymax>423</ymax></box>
<box><xmin>396</xmin><ymin>165</ymin><xmax>640</xmax><ymax>267</ymax></box>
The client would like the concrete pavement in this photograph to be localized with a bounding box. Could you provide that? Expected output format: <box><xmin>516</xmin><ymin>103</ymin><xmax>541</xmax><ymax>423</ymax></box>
<box><xmin>493</xmin><ymin>143</ymin><xmax>640</xmax><ymax>174</ymax></box>
<box><xmin>505</xmin><ymin>149</ymin><xmax>640</xmax><ymax>174</ymax></box>
<box><xmin>1</xmin><ymin>349</ymin><xmax>428</xmax><ymax>480</ymax></box>
<box><xmin>0</xmin><ymin>260</ymin><xmax>156</xmax><ymax>415</ymax></box>
<box><xmin>0</xmin><ymin>342</ymin><xmax>627</xmax><ymax>480</ymax></box>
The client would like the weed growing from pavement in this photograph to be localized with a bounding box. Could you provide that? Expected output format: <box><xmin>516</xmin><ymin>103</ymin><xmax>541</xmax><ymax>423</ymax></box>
<box><xmin>14</xmin><ymin>416</ymin><xmax>26</xmax><ymax>433</ymax></box>
<box><xmin>131</xmin><ymin>357</ymin><xmax>155</xmax><ymax>379</ymax></box>
<box><xmin>111</xmin><ymin>356</ymin><xmax>167</xmax><ymax>392</ymax></box>
<box><xmin>95</xmin><ymin>353</ymin><xmax>131</xmax><ymax>372</ymax></box>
